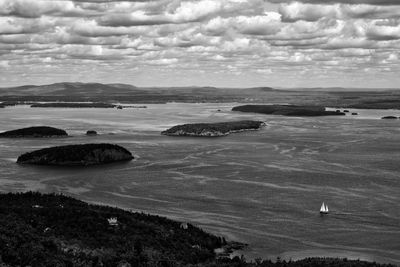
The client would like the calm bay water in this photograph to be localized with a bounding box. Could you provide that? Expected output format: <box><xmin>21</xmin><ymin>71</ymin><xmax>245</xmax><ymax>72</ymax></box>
<box><xmin>0</xmin><ymin>103</ymin><xmax>399</xmax><ymax>264</ymax></box>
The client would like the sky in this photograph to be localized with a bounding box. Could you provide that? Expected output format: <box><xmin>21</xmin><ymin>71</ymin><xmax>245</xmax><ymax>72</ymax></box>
<box><xmin>0</xmin><ymin>0</ymin><xmax>399</xmax><ymax>88</ymax></box>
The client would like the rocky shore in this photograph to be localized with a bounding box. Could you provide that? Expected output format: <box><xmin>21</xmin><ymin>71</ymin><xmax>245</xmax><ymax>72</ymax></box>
<box><xmin>161</xmin><ymin>120</ymin><xmax>265</xmax><ymax>137</ymax></box>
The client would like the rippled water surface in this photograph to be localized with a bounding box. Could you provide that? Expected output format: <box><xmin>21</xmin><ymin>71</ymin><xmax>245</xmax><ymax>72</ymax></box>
<box><xmin>0</xmin><ymin>104</ymin><xmax>399</xmax><ymax>264</ymax></box>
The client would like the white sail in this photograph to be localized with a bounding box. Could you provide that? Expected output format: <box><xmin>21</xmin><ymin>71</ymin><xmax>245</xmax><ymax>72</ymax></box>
<box><xmin>320</xmin><ymin>202</ymin><xmax>329</xmax><ymax>213</ymax></box>
<box><xmin>320</xmin><ymin>202</ymin><xmax>326</xmax><ymax>212</ymax></box>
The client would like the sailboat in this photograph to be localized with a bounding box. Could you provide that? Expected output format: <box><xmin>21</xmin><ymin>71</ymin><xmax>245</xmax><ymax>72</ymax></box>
<box><xmin>320</xmin><ymin>202</ymin><xmax>329</xmax><ymax>214</ymax></box>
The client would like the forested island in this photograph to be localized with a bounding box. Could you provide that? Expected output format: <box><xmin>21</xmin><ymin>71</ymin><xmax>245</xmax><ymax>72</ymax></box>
<box><xmin>86</xmin><ymin>130</ymin><xmax>98</xmax><ymax>136</ymax></box>
<box><xmin>0</xmin><ymin>126</ymin><xmax>68</xmax><ymax>138</ymax></box>
<box><xmin>232</xmin><ymin>105</ymin><xmax>345</xmax><ymax>117</ymax></box>
<box><xmin>161</xmin><ymin>121</ymin><xmax>265</xmax><ymax>137</ymax></box>
<box><xmin>0</xmin><ymin>192</ymin><xmax>395</xmax><ymax>267</ymax></box>
<box><xmin>381</xmin><ymin>116</ymin><xmax>399</xmax><ymax>119</ymax></box>
<box><xmin>17</xmin><ymin>143</ymin><xmax>133</xmax><ymax>166</ymax></box>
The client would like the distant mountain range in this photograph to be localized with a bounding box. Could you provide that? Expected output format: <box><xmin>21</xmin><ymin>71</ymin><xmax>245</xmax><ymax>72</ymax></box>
<box><xmin>0</xmin><ymin>82</ymin><xmax>142</xmax><ymax>97</ymax></box>
<box><xmin>0</xmin><ymin>82</ymin><xmax>399</xmax><ymax>109</ymax></box>
<box><xmin>0</xmin><ymin>82</ymin><xmax>278</xmax><ymax>103</ymax></box>
<box><xmin>0</xmin><ymin>82</ymin><xmax>396</xmax><ymax>96</ymax></box>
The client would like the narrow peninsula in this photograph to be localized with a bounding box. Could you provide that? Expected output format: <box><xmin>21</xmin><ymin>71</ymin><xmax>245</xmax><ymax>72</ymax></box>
<box><xmin>161</xmin><ymin>120</ymin><xmax>265</xmax><ymax>137</ymax></box>
<box><xmin>232</xmin><ymin>105</ymin><xmax>346</xmax><ymax>117</ymax></box>
<box><xmin>0</xmin><ymin>126</ymin><xmax>68</xmax><ymax>138</ymax></box>
<box><xmin>17</xmin><ymin>143</ymin><xmax>133</xmax><ymax>166</ymax></box>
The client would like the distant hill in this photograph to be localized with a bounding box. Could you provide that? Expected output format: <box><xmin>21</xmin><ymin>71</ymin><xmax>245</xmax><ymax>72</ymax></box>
<box><xmin>286</xmin><ymin>87</ymin><xmax>399</xmax><ymax>92</ymax></box>
<box><xmin>0</xmin><ymin>82</ymin><xmax>142</xmax><ymax>97</ymax></box>
<box><xmin>0</xmin><ymin>83</ymin><xmax>277</xmax><ymax>97</ymax></box>
<box><xmin>0</xmin><ymin>82</ymin><xmax>281</xmax><ymax>103</ymax></box>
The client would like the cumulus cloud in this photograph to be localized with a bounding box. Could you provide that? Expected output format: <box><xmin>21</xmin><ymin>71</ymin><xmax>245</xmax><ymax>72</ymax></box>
<box><xmin>0</xmin><ymin>0</ymin><xmax>399</xmax><ymax>88</ymax></box>
<box><xmin>0</xmin><ymin>0</ymin><xmax>87</xmax><ymax>18</ymax></box>
<box><xmin>234</xmin><ymin>14</ymin><xmax>282</xmax><ymax>35</ymax></box>
<box><xmin>98</xmin><ymin>0</ymin><xmax>224</xmax><ymax>26</ymax></box>
<box><xmin>278</xmin><ymin>2</ymin><xmax>400</xmax><ymax>22</ymax></box>
<box><xmin>147</xmin><ymin>58</ymin><xmax>178</xmax><ymax>65</ymax></box>
<box><xmin>72</xmin><ymin>19</ymin><xmax>148</xmax><ymax>37</ymax></box>
<box><xmin>269</xmin><ymin>0</ymin><xmax>400</xmax><ymax>5</ymax></box>
<box><xmin>366</xmin><ymin>23</ymin><xmax>400</xmax><ymax>40</ymax></box>
<box><xmin>279</xmin><ymin>3</ymin><xmax>339</xmax><ymax>22</ymax></box>
<box><xmin>0</xmin><ymin>18</ymin><xmax>32</xmax><ymax>34</ymax></box>
<box><xmin>0</xmin><ymin>60</ymin><xmax>9</xmax><ymax>68</ymax></box>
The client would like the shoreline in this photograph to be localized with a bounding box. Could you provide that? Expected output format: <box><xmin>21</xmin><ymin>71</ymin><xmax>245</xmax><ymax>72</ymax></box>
<box><xmin>278</xmin><ymin>249</ymin><xmax>399</xmax><ymax>265</ymax></box>
<box><xmin>232</xmin><ymin>247</ymin><xmax>400</xmax><ymax>265</ymax></box>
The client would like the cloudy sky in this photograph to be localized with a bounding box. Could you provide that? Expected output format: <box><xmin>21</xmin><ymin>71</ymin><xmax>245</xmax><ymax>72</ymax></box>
<box><xmin>0</xmin><ymin>0</ymin><xmax>399</xmax><ymax>88</ymax></box>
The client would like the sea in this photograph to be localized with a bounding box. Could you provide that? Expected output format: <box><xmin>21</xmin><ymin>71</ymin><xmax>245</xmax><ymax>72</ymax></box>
<box><xmin>0</xmin><ymin>103</ymin><xmax>399</xmax><ymax>264</ymax></box>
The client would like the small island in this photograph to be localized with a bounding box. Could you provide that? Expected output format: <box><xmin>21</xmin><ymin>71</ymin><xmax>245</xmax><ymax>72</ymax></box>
<box><xmin>17</xmin><ymin>143</ymin><xmax>133</xmax><ymax>166</ymax></box>
<box><xmin>0</xmin><ymin>126</ymin><xmax>68</xmax><ymax>138</ymax></box>
<box><xmin>232</xmin><ymin>105</ymin><xmax>345</xmax><ymax>117</ymax></box>
<box><xmin>381</xmin><ymin>116</ymin><xmax>398</xmax><ymax>119</ymax></box>
<box><xmin>31</xmin><ymin>102</ymin><xmax>116</xmax><ymax>108</ymax></box>
<box><xmin>86</xmin><ymin>130</ymin><xmax>98</xmax><ymax>136</ymax></box>
<box><xmin>116</xmin><ymin>105</ymin><xmax>147</xmax><ymax>109</ymax></box>
<box><xmin>161</xmin><ymin>120</ymin><xmax>265</xmax><ymax>137</ymax></box>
